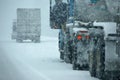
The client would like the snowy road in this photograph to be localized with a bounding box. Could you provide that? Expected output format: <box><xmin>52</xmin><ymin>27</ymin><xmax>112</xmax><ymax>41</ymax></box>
<box><xmin>0</xmin><ymin>36</ymin><xmax>99</xmax><ymax>80</ymax></box>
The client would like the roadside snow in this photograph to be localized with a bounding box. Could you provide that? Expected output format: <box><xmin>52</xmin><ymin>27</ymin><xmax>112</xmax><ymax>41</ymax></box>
<box><xmin>0</xmin><ymin>36</ymin><xmax>99</xmax><ymax>80</ymax></box>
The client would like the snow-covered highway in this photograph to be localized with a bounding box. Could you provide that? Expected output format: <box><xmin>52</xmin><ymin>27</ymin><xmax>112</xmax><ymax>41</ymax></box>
<box><xmin>0</xmin><ymin>36</ymin><xmax>99</xmax><ymax>80</ymax></box>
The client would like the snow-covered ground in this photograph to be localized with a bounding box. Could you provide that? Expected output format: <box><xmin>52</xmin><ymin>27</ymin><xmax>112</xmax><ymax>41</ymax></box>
<box><xmin>0</xmin><ymin>0</ymin><xmax>117</xmax><ymax>80</ymax></box>
<box><xmin>0</xmin><ymin>36</ymin><xmax>99</xmax><ymax>80</ymax></box>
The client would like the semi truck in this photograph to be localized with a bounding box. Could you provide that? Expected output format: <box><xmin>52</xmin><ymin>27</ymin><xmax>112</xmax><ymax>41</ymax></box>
<box><xmin>50</xmin><ymin>0</ymin><xmax>120</xmax><ymax>79</ymax></box>
<box><xmin>74</xmin><ymin>0</ymin><xmax>120</xmax><ymax>79</ymax></box>
<box><xmin>12</xmin><ymin>8</ymin><xmax>41</xmax><ymax>43</ymax></box>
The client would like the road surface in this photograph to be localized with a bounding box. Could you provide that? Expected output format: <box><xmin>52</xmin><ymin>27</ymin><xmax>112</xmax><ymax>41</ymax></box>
<box><xmin>0</xmin><ymin>36</ymin><xmax>99</xmax><ymax>80</ymax></box>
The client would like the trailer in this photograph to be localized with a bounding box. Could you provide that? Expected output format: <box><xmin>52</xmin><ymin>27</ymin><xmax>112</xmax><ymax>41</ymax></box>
<box><xmin>12</xmin><ymin>8</ymin><xmax>41</xmax><ymax>43</ymax></box>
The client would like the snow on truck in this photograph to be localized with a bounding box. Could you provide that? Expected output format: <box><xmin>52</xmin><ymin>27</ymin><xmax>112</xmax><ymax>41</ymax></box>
<box><xmin>50</xmin><ymin>0</ymin><xmax>120</xmax><ymax>80</ymax></box>
<box><xmin>12</xmin><ymin>8</ymin><xmax>41</xmax><ymax>43</ymax></box>
<box><xmin>74</xmin><ymin>0</ymin><xmax>120</xmax><ymax>80</ymax></box>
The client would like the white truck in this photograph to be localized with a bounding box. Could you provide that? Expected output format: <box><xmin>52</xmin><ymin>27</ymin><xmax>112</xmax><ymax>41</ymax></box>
<box><xmin>12</xmin><ymin>8</ymin><xmax>41</xmax><ymax>43</ymax></box>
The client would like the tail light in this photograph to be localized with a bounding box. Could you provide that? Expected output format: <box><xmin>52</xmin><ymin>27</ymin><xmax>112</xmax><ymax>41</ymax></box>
<box><xmin>77</xmin><ymin>35</ymin><xmax>82</xmax><ymax>40</ymax></box>
<box><xmin>77</xmin><ymin>35</ymin><xmax>90</xmax><ymax>40</ymax></box>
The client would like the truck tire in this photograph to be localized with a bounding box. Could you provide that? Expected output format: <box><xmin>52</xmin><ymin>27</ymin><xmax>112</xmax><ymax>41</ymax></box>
<box><xmin>89</xmin><ymin>49</ymin><xmax>96</xmax><ymax>77</ymax></box>
<box><xmin>60</xmin><ymin>52</ymin><xmax>64</xmax><ymax>60</ymax></box>
<box><xmin>63</xmin><ymin>40</ymin><xmax>71</xmax><ymax>63</ymax></box>
<box><xmin>59</xmin><ymin>31</ymin><xmax>65</xmax><ymax>60</ymax></box>
<box><xmin>58</xmin><ymin>32</ymin><xmax>61</xmax><ymax>49</ymax></box>
<box><xmin>35</xmin><ymin>39</ymin><xmax>40</xmax><ymax>43</ymax></box>
<box><xmin>72</xmin><ymin>54</ymin><xmax>78</xmax><ymax>70</ymax></box>
<box><xmin>16</xmin><ymin>39</ymin><xmax>23</xmax><ymax>43</ymax></box>
<box><xmin>64</xmin><ymin>48</ymin><xmax>72</xmax><ymax>63</ymax></box>
<box><xmin>72</xmin><ymin>46</ymin><xmax>78</xmax><ymax>70</ymax></box>
<box><xmin>96</xmin><ymin>46</ymin><xmax>105</xmax><ymax>79</ymax></box>
<box><xmin>72</xmin><ymin>61</ymin><xmax>78</xmax><ymax>70</ymax></box>
<box><xmin>33</xmin><ymin>37</ymin><xmax>40</xmax><ymax>43</ymax></box>
<box><xmin>95</xmin><ymin>37</ymin><xmax>105</xmax><ymax>79</ymax></box>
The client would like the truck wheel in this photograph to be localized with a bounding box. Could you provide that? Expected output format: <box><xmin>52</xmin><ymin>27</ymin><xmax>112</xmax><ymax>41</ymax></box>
<box><xmin>72</xmin><ymin>45</ymin><xmax>78</xmax><ymax>70</ymax></box>
<box><xmin>72</xmin><ymin>61</ymin><xmax>78</xmax><ymax>70</ymax></box>
<box><xmin>64</xmin><ymin>43</ymin><xmax>73</xmax><ymax>64</ymax></box>
<box><xmin>16</xmin><ymin>39</ymin><xmax>23</xmax><ymax>43</ymax></box>
<box><xmin>60</xmin><ymin>52</ymin><xmax>64</xmax><ymax>60</ymax></box>
<box><xmin>69</xmin><ymin>44</ymin><xmax>73</xmax><ymax>64</ymax></box>
<box><xmin>96</xmin><ymin>41</ymin><xmax>105</xmax><ymax>79</ymax></box>
<box><xmin>35</xmin><ymin>39</ymin><xmax>40</xmax><ymax>43</ymax></box>
<box><xmin>79</xmin><ymin>65</ymin><xmax>89</xmax><ymax>70</ymax></box>
<box><xmin>31</xmin><ymin>39</ymin><xmax>34</xmax><ymax>42</ymax></box>
<box><xmin>33</xmin><ymin>37</ymin><xmax>40</xmax><ymax>43</ymax></box>
<box><xmin>89</xmin><ymin>49</ymin><xmax>96</xmax><ymax>77</ymax></box>
<box><xmin>64</xmin><ymin>54</ymin><xmax>70</xmax><ymax>63</ymax></box>
<box><xmin>58</xmin><ymin>32</ymin><xmax>61</xmax><ymax>49</ymax></box>
<box><xmin>72</xmin><ymin>54</ymin><xmax>78</xmax><ymax>70</ymax></box>
<box><xmin>64</xmin><ymin>42</ymin><xmax>71</xmax><ymax>63</ymax></box>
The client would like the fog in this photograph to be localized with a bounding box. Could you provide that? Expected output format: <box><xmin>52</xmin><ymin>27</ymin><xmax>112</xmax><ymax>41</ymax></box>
<box><xmin>0</xmin><ymin>0</ymin><xmax>58</xmax><ymax>41</ymax></box>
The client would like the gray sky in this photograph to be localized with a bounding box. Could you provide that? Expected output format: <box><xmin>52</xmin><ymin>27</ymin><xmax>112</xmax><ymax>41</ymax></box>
<box><xmin>0</xmin><ymin>0</ymin><xmax>58</xmax><ymax>41</ymax></box>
